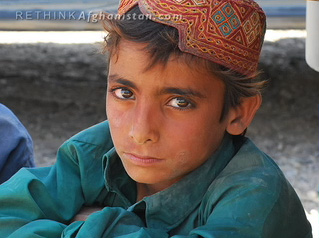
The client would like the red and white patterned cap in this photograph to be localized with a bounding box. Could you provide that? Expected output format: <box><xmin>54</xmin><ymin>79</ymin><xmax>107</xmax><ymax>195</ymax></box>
<box><xmin>118</xmin><ymin>0</ymin><xmax>266</xmax><ymax>77</ymax></box>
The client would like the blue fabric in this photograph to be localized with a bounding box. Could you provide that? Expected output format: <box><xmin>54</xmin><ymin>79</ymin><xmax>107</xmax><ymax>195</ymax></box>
<box><xmin>0</xmin><ymin>104</ymin><xmax>35</xmax><ymax>184</ymax></box>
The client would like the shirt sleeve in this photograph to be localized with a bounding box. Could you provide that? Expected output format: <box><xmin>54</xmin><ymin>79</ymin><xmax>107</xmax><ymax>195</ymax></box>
<box><xmin>62</xmin><ymin>207</ymin><xmax>170</xmax><ymax>238</ymax></box>
<box><xmin>60</xmin><ymin>169</ymin><xmax>312</xmax><ymax>238</ymax></box>
<box><xmin>60</xmin><ymin>184</ymin><xmax>266</xmax><ymax>238</ymax></box>
<box><xmin>0</xmin><ymin>139</ymin><xmax>106</xmax><ymax>238</ymax></box>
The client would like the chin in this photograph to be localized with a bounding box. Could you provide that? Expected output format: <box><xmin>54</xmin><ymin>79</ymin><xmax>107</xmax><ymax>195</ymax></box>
<box><xmin>128</xmin><ymin>171</ymin><xmax>158</xmax><ymax>184</ymax></box>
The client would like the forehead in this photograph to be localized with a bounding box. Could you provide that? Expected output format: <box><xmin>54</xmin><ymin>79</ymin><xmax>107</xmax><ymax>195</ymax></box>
<box><xmin>109</xmin><ymin>40</ymin><xmax>224</xmax><ymax>89</ymax></box>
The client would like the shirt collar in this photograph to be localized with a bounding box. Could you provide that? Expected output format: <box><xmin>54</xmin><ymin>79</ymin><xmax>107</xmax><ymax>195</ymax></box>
<box><xmin>103</xmin><ymin>134</ymin><xmax>235</xmax><ymax>230</ymax></box>
<box><xmin>103</xmin><ymin>147</ymin><xmax>137</xmax><ymax>207</ymax></box>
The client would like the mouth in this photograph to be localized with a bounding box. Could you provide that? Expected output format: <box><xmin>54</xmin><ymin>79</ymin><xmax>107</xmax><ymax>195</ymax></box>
<box><xmin>123</xmin><ymin>152</ymin><xmax>163</xmax><ymax>166</ymax></box>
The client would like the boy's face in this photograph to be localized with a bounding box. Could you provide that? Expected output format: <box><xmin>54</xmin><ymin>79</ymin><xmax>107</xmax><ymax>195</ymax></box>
<box><xmin>106</xmin><ymin>40</ymin><xmax>229</xmax><ymax>192</ymax></box>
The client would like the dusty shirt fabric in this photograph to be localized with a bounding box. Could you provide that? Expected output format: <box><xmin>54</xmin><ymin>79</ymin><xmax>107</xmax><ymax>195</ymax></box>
<box><xmin>0</xmin><ymin>121</ymin><xmax>312</xmax><ymax>237</ymax></box>
<box><xmin>0</xmin><ymin>104</ymin><xmax>35</xmax><ymax>184</ymax></box>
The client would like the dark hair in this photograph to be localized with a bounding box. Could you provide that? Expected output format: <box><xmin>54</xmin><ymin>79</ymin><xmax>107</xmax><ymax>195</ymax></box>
<box><xmin>102</xmin><ymin>6</ymin><xmax>267</xmax><ymax>121</ymax></box>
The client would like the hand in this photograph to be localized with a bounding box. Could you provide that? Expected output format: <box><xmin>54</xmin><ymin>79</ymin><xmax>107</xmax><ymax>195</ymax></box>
<box><xmin>71</xmin><ymin>206</ymin><xmax>103</xmax><ymax>222</ymax></box>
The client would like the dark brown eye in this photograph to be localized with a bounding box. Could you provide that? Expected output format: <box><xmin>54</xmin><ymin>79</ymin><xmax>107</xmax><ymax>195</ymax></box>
<box><xmin>168</xmin><ymin>97</ymin><xmax>192</xmax><ymax>109</ymax></box>
<box><xmin>113</xmin><ymin>88</ymin><xmax>134</xmax><ymax>99</ymax></box>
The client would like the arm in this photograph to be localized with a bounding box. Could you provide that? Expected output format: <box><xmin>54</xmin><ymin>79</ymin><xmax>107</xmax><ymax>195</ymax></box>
<box><xmin>62</xmin><ymin>170</ymin><xmax>312</xmax><ymax>238</ymax></box>
<box><xmin>0</xmin><ymin>139</ymin><xmax>106</xmax><ymax>237</ymax></box>
<box><xmin>62</xmin><ymin>187</ymin><xmax>264</xmax><ymax>238</ymax></box>
<box><xmin>63</xmin><ymin>207</ymin><xmax>169</xmax><ymax>238</ymax></box>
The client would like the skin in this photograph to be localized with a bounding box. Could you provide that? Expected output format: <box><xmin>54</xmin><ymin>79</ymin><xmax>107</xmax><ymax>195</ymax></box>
<box><xmin>73</xmin><ymin>40</ymin><xmax>262</xmax><ymax>220</ymax></box>
<box><xmin>107</xmin><ymin>40</ymin><xmax>234</xmax><ymax>200</ymax></box>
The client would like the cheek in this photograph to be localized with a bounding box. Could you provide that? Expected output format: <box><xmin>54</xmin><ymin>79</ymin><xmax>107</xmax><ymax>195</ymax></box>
<box><xmin>106</xmin><ymin>97</ymin><xmax>130</xmax><ymax>138</ymax></box>
<box><xmin>107</xmin><ymin>95</ymin><xmax>125</xmax><ymax>127</ymax></box>
<box><xmin>169</xmin><ymin>116</ymin><xmax>220</xmax><ymax>146</ymax></box>
<box><xmin>167</xmin><ymin>116</ymin><xmax>225</xmax><ymax>161</ymax></box>
<box><xmin>169</xmin><ymin>150</ymin><xmax>204</xmax><ymax>179</ymax></box>
<box><xmin>174</xmin><ymin>151</ymin><xmax>192</xmax><ymax>169</ymax></box>
<box><xmin>107</xmin><ymin>110</ymin><xmax>122</xmax><ymax>129</ymax></box>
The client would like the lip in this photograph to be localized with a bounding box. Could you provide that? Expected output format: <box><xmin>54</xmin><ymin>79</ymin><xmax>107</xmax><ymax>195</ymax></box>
<box><xmin>123</xmin><ymin>152</ymin><xmax>163</xmax><ymax>166</ymax></box>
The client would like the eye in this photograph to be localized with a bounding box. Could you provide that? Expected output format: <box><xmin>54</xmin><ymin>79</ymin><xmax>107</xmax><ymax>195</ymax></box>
<box><xmin>168</xmin><ymin>97</ymin><xmax>193</xmax><ymax>109</ymax></box>
<box><xmin>112</xmin><ymin>88</ymin><xmax>135</xmax><ymax>100</ymax></box>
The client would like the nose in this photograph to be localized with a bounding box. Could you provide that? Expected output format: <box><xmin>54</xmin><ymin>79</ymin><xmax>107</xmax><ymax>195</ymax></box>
<box><xmin>129</xmin><ymin>101</ymin><xmax>160</xmax><ymax>145</ymax></box>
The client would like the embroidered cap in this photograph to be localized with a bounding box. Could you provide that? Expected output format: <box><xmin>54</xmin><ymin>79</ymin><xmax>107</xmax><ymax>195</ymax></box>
<box><xmin>118</xmin><ymin>0</ymin><xmax>266</xmax><ymax>77</ymax></box>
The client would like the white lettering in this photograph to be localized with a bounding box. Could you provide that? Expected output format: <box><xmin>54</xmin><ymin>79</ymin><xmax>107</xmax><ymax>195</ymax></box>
<box><xmin>35</xmin><ymin>11</ymin><xmax>41</xmax><ymax>20</ymax></box>
<box><xmin>25</xmin><ymin>11</ymin><xmax>32</xmax><ymax>20</ymax></box>
<box><xmin>78</xmin><ymin>11</ymin><xmax>86</xmax><ymax>21</ymax></box>
<box><xmin>43</xmin><ymin>11</ymin><xmax>51</xmax><ymax>20</ymax></box>
<box><xmin>16</xmin><ymin>11</ymin><xmax>23</xmax><ymax>20</ymax></box>
<box><xmin>69</xmin><ymin>11</ymin><xmax>76</xmax><ymax>20</ymax></box>
<box><xmin>87</xmin><ymin>11</ymin><xmax>92</xmax><ymax>23</ymax></box>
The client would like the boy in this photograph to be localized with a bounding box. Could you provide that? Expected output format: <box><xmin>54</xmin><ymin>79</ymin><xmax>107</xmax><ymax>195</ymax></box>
<box><xmin>0</xmin><ymin>0</ymin><xmax>312</xmax><ymax>237</ymax></box>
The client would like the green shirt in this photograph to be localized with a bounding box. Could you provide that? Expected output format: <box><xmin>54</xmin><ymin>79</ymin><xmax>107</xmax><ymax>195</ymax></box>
<box><xmin>0</xmin><ymin>121</ymin><xmax>312</xmax><ymax>237</ymax></box>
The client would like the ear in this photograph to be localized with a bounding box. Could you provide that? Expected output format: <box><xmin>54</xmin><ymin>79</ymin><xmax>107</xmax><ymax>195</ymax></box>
<box><xmin>226</xmin><ymin>94</ymin><xmax>262</xmax><ymax>135</ymax></box>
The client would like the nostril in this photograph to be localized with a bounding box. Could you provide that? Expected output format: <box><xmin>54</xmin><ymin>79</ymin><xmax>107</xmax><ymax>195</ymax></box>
<box><xmin>129</xmin><ymin>124</ymin><xmax>159</xmax><ymax>145</ymax></box>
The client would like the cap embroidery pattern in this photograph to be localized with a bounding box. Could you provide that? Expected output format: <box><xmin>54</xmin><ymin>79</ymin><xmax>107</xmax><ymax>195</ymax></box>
<box><xmin>118</xmin><ymin>0</ymin><xmax>266</xmax><ymax>77</ymax></box>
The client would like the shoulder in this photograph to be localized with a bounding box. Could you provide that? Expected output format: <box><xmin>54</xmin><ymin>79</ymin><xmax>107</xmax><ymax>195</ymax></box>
<box><xmin>68</xmin><ymin>120</ymin><xmax>112</xmax><ymax>147</ymax></box>
<box><xmin>0</xmin><ymin>104</ymin><xmax>33</xmax><ymax>151</ymax></box>
<box><xmin>211</xmin><ymin>138</ymin><xmax>285</xmax><ymax>194</ymax></box>
<box><xmin>0</xmin><ymin>103</ymin><xmax>13</xmax><ymax>115</ymax></box>
<box><xmin>212</xmin><ymin>138</ymin><xmax>298</xmax><ymax>207</ymax></box>
<box><xmin>200</xmin><ymin>138</ymin><xmax>311</xmax><ymax>237</ymax></box>
<box><xmin>67</xmin><ymin>121</ymin><xmax>113</xmax><ymax>146</ymax></box>
<box><xmin>59</xmin><ymin>121</ymin><xmax>114</xmax><ymax>161</ymax></box>
<box><xmin>202</xmin><ymin>138</ymin><xmax>286</xmax><ymax>210</ymax></box>
<box><xmin>0</xmin><ymin>104</ymin><xmax>25</xmax><ymax>133</ymax></box>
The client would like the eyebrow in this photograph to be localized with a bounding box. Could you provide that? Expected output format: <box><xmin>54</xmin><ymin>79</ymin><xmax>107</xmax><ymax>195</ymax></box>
<box><xmin>108</xmin><ymin>74</ymin><xmax>206</xmax><ymax>99</ymax></box>
<box><xmin>108</xmin><ymin>74</ymin><xmax>137</xmax><ymax>90</ymax></box>
<box><xmin>160</xmin><ymin>87</ymin><xmax>206</xmax><ymax>99</ymax></box>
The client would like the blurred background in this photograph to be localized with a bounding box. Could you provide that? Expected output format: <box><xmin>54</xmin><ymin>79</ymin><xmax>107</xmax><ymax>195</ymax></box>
<box><xmin>0</xmin><ymin>0</ymin><xmax>308</xmax><ymax>30</ymax></box>
<box><xmin>0</xmin><ymin>0</ymin><xmax>318</xmax><ymax>235</ymax></box>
